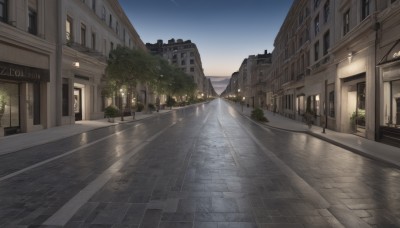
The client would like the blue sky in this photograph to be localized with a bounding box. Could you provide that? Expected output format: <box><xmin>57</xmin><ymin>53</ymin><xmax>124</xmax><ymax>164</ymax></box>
<box><xmin>119</xmin><ymin>0</ymin><xmax>293</xmax><ymax>93</ymax></box>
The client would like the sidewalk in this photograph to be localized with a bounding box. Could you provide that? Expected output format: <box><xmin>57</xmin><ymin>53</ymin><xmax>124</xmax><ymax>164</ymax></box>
<box><xmin>233</xmin><ymin>102</ymin><xmax>400</xmax><ymax>169</ymax></box>
<box><xmin>0</xmin><ymin>110</ymin><xmax>172</xmax><ymax>156</ymax></box>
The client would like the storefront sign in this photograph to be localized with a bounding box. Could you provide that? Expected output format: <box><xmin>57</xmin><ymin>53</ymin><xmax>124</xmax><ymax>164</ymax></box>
<box><xmin>0</xmin><ymin>62</ymin><xmax>50</xmax><ymax>82</ymax></box>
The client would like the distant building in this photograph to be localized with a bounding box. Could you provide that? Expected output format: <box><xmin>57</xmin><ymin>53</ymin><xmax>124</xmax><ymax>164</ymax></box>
<box><xmin>146</xmin><ymin>39</ymin><xmax>210</xmax><ymax>98</ymax></box>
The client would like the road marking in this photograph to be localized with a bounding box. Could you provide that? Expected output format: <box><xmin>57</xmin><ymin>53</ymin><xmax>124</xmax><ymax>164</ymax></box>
<box><xmin>0</xmin><ymin>124</ymin><xmax>143</xmax><ymax>183</ymax></box>
<box><xmin>236</xmin><ymin>119</ymin><xmax>330</xmax><ymax>209</ymax></box>
<box><xmin>43</xmin><ymin>122</ymin><xmax>176</xmax><ymax>226</ymax></box>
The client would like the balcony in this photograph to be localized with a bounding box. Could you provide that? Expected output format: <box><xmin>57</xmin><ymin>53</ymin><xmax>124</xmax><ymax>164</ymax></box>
<box><xmin>66</xmin><ymin>40</ymin><xmax>107</xmax><ymax>62</ymax></box>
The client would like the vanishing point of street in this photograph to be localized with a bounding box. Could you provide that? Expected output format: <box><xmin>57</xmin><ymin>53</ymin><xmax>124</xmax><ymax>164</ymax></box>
<box><xmin>0</xmin><ymin>99</ymin><xmax>399</xmax><ymax>228</ymax></box>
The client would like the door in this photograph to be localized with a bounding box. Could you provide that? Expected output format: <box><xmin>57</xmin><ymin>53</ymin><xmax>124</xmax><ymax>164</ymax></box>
<box><xmin>74</xmin><ymin>88</ymin><xmax>82</xmax><ymax>121</ymax></box>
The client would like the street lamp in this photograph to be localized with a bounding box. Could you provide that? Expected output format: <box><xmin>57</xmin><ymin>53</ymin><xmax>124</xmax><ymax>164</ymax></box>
<box><xmin>120</xmin><ymin>88</ymin><xmax>125</xmax><ymax>121</ymax></box>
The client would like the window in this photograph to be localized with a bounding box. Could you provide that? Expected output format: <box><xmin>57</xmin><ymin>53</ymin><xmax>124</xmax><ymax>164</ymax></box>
<box><xmin>343</xmin><ymin>10</ymin><xmax>350</xmax><ymax>35</ymax></box>
<box><xmin>101</xmin><ymin>6</ymin><xmax>106</xmax><ymax>21</ymax></box>
<box><xmin>328</xmin><ymin>91</ymin><xmax>335</xmax><ymax>117</ymax></box>
<box><xmin>314</xmin><ymin>0</ymin><xmax>321</xmax><ymax>9</ymax></box>
<box><xmin>181</xmin><ymin>53</ymin><xmax>185</xmax><ymax>58</ymax></box>
<box><xmin>123</xmin><ymin>29</ymin><xmax>126</xmax><ymax>42</ymax></box>
<box><xmin>190</xmin><ymin>67</ymin><xmax>195</xmax><ymax>72</ymax></box>
<box><xmin>314</xmin><ymin>41</ymin><xmax>320</xmax><ymax>61</ymax></box>
<box><xmin>28</xmin><ymin>9</ymin><xmax>37</xmax><ymax>35</ymax></box>
<box><xmin>324</xmin><ymin>0</ymin><xmax>330</xmax><ymax>23</ymax></box>
<box><xmin>116</xmin><ymin>21</ymin><xmax>119</xmax><ymax>35</ymax></box>
<box><xmin>314</xmin><ymin>14</ymin><xmax>320</xmax><ymax>35</ymax></box>
<box><xmin>181</xmin><ymin>60</ymin><xmax>186</xmax><ymax>65</ymax></box>
<box><xmin>81</xmin><ymin>23</ymin><xmax>86</xmax><ymax>46</ymax></box>
<box><xmin>91</xmin><ymin>32</ymin><xmax>96</xmax><ymax>50</ymax></box>
<box><xmin>361</xmin><ymin>0</ymin><xmax>370</xmax><ymax>20</ymax></box>
<box><xmin>298</xmin><ymin>11</ymin><xmax>303</xmax><ymax>25</ymax></box>
<box><xmin>66</xmin><ymin>16</ymin><xmax>73</xmax><ymax>43</ymax></box>
<box><xmin>0</xmin><ymin>0</ymin><xmax>7</xmax><ymax>22</ymax></box>
<box><xmin>307</xmin><ymin>94</ymin><xmax>320</xmax><ymax>115</ymax></box>
<box><xmin>110</xmin><ymin>42</ymin><xmax>114</xmax><ymax>51</ymax></box>
<box><xmin>91</xmin><ymin>0</ymin><xmax>96</xmax><ymax>11</ymax></box>
<box><xmin>190</xmin><ymin>52</ymin><xmax>194</xmax><ymax>57</ymax></box>
<box><xmin>323</xmin><ymin>31</ymin><xmax>330</xmax><ymax>55</ymax></box>
<box><xmin>190</xmin><ymin>59</ymin><xmax>194</xmax><ymax>64</ymax></box>
<box><xmin>109</xmin><ymin>14</ymin><xmax>112</xmax><ymax>28</ymax></box>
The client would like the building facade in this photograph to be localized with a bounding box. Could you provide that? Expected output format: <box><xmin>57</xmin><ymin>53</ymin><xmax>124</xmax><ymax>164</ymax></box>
<box><xmin>146</xmin><ymin>39</ymin><xmax>209</xmax><ymax>98</ymax></box>
<box><xmin>0</xmin><ymin>0</ymin><xmax>146</xmax><ymax>137</ymax></box>
<box><xmin>0</xmin><ymin>0</ymin><xmax>57</xmax><ymax>137</ymax></box>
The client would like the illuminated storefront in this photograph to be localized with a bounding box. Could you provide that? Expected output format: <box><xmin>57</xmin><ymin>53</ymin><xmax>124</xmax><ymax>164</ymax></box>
<box><xmin>377</xmin><ymin>40</ymin><xmax>400</xmax><ymax>146</ymax></box>
<box><xmin>0</xmin><ymin>62</ymin><xmax>49</xmax><ymax>136</ymax></box>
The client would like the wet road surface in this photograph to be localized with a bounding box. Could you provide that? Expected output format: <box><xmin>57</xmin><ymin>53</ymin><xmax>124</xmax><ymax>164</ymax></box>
<box><xmin>0</xmin><ymin>99</ymin><xmax>399</xmax><ymax>227</ymax></box>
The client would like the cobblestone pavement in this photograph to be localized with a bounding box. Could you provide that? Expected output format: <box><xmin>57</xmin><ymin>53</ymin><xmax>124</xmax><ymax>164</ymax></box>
<box><xmin>0</xmin><ymin>99</ymin><xmax>399</xmax><ymax>227</ymax></box>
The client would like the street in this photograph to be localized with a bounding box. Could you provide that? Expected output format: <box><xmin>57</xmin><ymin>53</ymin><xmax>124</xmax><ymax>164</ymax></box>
<box><xmin>0</xmin><ymin>98</ymin><xmax>399</xmax><ymax>227</ymax></box>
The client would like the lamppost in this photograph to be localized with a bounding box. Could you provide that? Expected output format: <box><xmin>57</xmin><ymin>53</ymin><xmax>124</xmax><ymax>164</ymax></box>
<box><xmin>119</xmin><ymin>88</ymin><xmax>125</xmax><ymax>121</ymax></box>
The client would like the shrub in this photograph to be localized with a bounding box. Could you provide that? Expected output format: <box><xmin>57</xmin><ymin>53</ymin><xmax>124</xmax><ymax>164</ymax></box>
<box><xmin>251</xmin><ymin>108</ymin><xmax>268</xmax><ymax>122</ymax></box>
<box><xmin>166</xmin><ymin>96</ymin><xmax>176</xmax><ymax>107</ymax></box>
<box><xmin>136</xmin><ymin>103</ymin><xmax>144</xmax><ymax>112</ymax></box>
<box><xmin>104</xmin><ymin>105</ymin><xmax>119</xmax><ymax>118</ymax></box>
<box><xmin>148</xmin><ymin>103</ymin><xmax>156</xmax><ymax>111</ymax></box>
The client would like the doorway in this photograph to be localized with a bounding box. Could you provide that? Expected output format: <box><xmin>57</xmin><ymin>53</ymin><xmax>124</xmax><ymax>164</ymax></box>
<box><xmin>74</xmin><ymin>88</ymin><xmax>82</xmax><ymax>121</ymax></box>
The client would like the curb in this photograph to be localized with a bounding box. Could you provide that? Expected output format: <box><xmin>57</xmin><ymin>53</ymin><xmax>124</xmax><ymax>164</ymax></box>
<box><xmin>231</xmin><ymin>103</ymin><xmax>400</xmax><ymax>170</ymax></box>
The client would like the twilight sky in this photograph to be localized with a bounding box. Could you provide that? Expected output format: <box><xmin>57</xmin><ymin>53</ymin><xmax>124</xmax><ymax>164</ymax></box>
<box><xmin>119</xmin><ymin>0</ymin><xmax>293</xmax><ymax>93</ymax></box>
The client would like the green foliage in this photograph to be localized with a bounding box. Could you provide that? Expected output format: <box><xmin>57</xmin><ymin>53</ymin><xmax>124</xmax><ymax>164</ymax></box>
<box><xmin>104</xmin><ymin>105</ymin><xmax>119</xmax><ymax>118</ymax></box>
<box><xmin>350</xmin><ymin>109</ymin><xmax>365</xmax><ymax>126</ymax></box>
<box><xmin>251</xmin><ymin>108</ymin><xmax>268</xmax><ymax>122</ymax></box>
<box><xmin>136</xmin><ymin>103</ymin><xmax>144</xmax><ymax>112</ymax></box>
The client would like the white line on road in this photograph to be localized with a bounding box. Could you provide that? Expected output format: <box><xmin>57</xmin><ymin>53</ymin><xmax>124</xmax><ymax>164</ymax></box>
<box><xmin>0</xmin><ymin>124</ymin><xmax>143</xmax><ymax>183</ymax></box>
<box><xmin>43</xmin><ymin>122</ymin><xmax>177</xmax><ymax>226</ymax></box>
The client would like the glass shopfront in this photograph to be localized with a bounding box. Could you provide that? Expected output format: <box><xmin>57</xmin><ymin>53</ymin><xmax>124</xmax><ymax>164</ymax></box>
<box><xmin>0</xmin><ymin>61</ymin><xmax>49</xmax><ymax>136</ymax></box>
<box><xmin>0</xmin><ymin>82</ymin><xmax>19</xmax><ymax>135</ymax></box>
<box><xmin>383</xmin><ymin>80</ymin><xmax>400</xmax><ymax>126</ymax></box>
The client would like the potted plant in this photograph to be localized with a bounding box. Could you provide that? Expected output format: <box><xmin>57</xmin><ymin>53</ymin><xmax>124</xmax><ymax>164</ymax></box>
<box><xmin>104</xmin><ymin>105</ymin><xmax>119</xmax><ymax>123</ymax></box>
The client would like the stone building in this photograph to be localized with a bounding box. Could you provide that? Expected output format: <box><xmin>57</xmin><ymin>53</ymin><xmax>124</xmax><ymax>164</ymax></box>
<box><xmin>0</xmin><ymin>0</ymin><xmax>146</xmax><ymax>137</ymax></box>
<box><xmin>0</xmin><ymin>0</ymin><xmax>57</xmax><ymax>137</ymax></box>
<box><xmin>146</xmin><ymin>39</ymin><xmax>208</xmax><ymax>98</ymax></box>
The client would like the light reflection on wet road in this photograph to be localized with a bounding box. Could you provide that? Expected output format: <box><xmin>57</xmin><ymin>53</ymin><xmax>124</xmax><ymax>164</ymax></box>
<box><xmin>0</xmin><ymin>98</ymin><xmax>399</xmax><ymax>227</ymax></box>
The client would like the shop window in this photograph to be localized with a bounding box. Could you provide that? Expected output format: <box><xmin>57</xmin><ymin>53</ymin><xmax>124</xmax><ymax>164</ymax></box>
<box><xmin>328</xmin><ymin>91</ymin><xmax>335</xmax><ymax>117</ymax></box>
<box><xmin>0</xmin><ymin>0</ymin><xmax>7</xmax><ymax>23</ymax></box>
<box><xmin>384</xmin><ymin>80</ymin><xmax>400</xmax><ymax>126</ymax></box>
<box><xmin>307</xmin><ymin>94</ymin><xmax>320</xmax><ymax>115</ymax></box>
<box><xmin>33</xmin><ymin>83</ymin><xmax>40</xmax><ymax>125</ymax></box>
<box><xmin>297</xmin><ymin>95</ymin><xmax>305</xmax><ymax>114</ymax></box>
<box><xmin>62</xmin><ymin>79</ymin><xmax>69</xmax><ymax>116</ymax></box>
<box><xmin>28</xmin><ymin>8</ymin><xmax>37</xmax><ymax>35</ymax></box>
<box><xmin>0</xmin><ymin>82</ymin><xmax>20</xmax><ymax>133</ymax></box>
